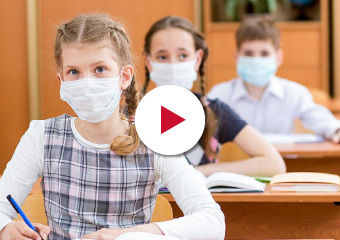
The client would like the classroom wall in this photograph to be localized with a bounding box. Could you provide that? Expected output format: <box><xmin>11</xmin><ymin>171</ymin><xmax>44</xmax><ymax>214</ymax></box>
<box><xmin>203</xmin><ymin>0</ymin><xmax>330</xmax><ymax>92</ymax></box>
<box><xmin>38</xmin><ymin>0</ymin><xmax>196</xmax><ymax>119</ymax></box>
<box><xmin>0</xmin><ymin>0</ymin><xmax>195</xmax><ymax>173</ymax></box>
<box><xmin>0</xmin><ymin>0</ymin><xmax>334</xmax><ymax>172</ymax></box>
<box><xmin>333</xmin><ymin>0</ymin><xmax>340</xmax><ymax>97</ymax></box>
<box><xmin>0</xmin><ymin>0</ymin><xmax>29</xmax><ymax>173</ymax></box>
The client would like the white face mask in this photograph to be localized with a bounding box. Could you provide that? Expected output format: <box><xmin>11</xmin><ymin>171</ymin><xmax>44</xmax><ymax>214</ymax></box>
<box><xmin>149</xmin><ymin>55</ymin><xmax>198</xmax><ymax>90</ymax></box>
<box><xmin>59</xmin><ymin>69</ymin><xmax>123</xmax><ymax>123</ymax></box>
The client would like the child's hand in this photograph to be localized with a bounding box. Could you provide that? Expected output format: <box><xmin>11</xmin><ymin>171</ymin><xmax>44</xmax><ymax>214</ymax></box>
<box><xmin>32</xmin><ymin>223</ymin><xmax>50</xmax><ymax>240</ymax></box>
<box><xmin>0</xmin><ymin>221</ymin><xmax>49</xmax><ymax>240</ymax></box>
<box><xmin>332</xmin><ymin>129</ymin><xmax>340</xmax><ymax>143</ymax></box>
<box><xmin>82</xmin><ymin>228</ymin><xmax>127</xmax><ymax>240</ymax></box>
<box><xmin>93</xmin><ymin>233</ymin><xmax>115</xmax><ymax>240</ymax></box>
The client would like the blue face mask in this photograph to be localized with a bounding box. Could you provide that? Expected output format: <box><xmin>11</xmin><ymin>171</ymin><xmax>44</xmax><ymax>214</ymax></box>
<box><xmin>237</xmin><ymin>56</ymin><xmax>277</xmax><ymax>87</ymax></box>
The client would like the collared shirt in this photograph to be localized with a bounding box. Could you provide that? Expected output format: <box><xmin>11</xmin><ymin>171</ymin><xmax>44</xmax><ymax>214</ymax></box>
<box><xmin>207</xmin><ymin>76</ymin><xmax>340</xmax><ymax>139</ymax></box>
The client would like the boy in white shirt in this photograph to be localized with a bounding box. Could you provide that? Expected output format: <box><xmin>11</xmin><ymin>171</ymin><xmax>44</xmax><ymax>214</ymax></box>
<box><xmin>208</xmin><ymin>18</ymin><xmax>340</xmax><ymax>143</ymax></box>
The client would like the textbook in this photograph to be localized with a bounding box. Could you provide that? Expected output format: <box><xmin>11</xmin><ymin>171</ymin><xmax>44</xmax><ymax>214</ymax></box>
<box><xmin>270</xmin><ymin>172</ymin><xmax>340</xmax><ymax>192</ymax></box>
<box><xmin>203</xmin><ymin>172</ymin><xmax>266</xmax><ymax>193</ymax></box>
<box><xmin>159</xmin><ymin>172</ymin><xmax>266</xmax><ymax>193</ymax></box>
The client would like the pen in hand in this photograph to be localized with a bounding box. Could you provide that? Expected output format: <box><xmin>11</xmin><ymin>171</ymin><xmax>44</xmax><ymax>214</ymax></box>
<box><xmin>6</xmin><ymin>194</ymin><xmax>44</xmax><ymax>239</ymax></box>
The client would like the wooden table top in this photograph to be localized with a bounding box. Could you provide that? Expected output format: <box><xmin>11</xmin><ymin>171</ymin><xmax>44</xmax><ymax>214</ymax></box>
<box><xmin>161</xmin><ymin>185</ymin><xmax>340</xmax><ymax>203</ymax></box>
<box><xmin>275</xmin><ymin>141</ymin><xmax>340</xmax><ymax>158</ymax></box>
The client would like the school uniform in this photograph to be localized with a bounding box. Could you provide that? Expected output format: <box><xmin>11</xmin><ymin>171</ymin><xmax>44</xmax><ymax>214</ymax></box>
<box><xmin>0</xmin><ymin>114</ymin><xmax>225</xmax><ymax>240</ymax></box>
<box><xmin>185</xmin><ymin>93</ymin><xmax>247</xmax><ymax>166</ymax></box>
<box><xmin>207</xmin><ymin>76</ymin><xmax>340</xmax><ymax>138</ymax></box>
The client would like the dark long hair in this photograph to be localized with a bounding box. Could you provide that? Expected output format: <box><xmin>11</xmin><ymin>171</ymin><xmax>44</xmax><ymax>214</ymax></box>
<box><xmin>143</xmin><ymin>16</ymin><xmax>218</xmax><ymax>159</ymax></box>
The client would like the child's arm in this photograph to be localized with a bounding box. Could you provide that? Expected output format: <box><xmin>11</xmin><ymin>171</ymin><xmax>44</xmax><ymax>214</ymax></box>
<box><xmin>198</xmin><ymin>97</ymin><xmax>286</xmax><ymax>177</ymax></box>
<box><xmin>153</xmin><ymin>154</ymin><xmax>225</xmax><ymax>240</ymax></box>
<box><xmin>0</xmin><ymin>121</ymin><xmax>48</xmax><ymax>240</ymax></box>
<box><xmin>295</xmin><ymin>86</ymin><xmax>340</xmax><ymax>141</ymax></box>
<box><xmin>196</xmin><ymin>125</ymin><xmax>286</xmax><ymax>177</ymax></box>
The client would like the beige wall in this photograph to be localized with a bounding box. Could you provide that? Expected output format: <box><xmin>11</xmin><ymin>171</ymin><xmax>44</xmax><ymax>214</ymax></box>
<box><xmin>38</xmin><ymin>0</ymin><xmax>196</xmax><ymax>119</ymax></box>
<box><xmin>0</xmin><ymin>0</ymin><xmax>29</xmax><ymax>173</ymax></box>
<box><xmin>0</xmin><ymin>0</ymin><xmax>195</xmax><ymax>173</ymax></box>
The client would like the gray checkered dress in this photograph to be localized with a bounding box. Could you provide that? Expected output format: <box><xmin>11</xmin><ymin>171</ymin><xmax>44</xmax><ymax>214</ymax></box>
<box><xmin>41</xmin><ymin>114</ymin><xmax>157</xmax><ymax>240</ymax></box>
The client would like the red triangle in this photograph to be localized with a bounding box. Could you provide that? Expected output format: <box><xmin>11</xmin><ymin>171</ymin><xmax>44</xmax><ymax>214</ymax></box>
<box><xmin>161</xmin><ymin>106</ymin><xmax>185</xmax><ymax>134</ymax></box>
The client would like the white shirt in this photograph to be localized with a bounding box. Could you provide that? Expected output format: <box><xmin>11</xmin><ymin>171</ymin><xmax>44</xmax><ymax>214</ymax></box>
<box><xmin>0</xmin><ymin>118</ymin><xmax>225</xmax><ymax>240</ymax></box>
<box><xmin>208</xmin><ymin>77</ymin><xmax>340</xmax><ymax>139</ymax></box>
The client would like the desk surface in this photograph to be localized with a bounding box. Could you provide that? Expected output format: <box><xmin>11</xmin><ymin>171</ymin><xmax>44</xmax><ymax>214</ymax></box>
<box><xmin>164</xmin><ymin>185</ymin><xmax>340</xmax><ymax>239</ymax></box>
<box><xmin>275</xmin><ymin>141</ymin><xmax>340</xmax><ymax>158</ymax></box>
<box><xmin>161</xmin><ymin>185</ymin><xmax>340</xmax><ymax>203</ymax></box>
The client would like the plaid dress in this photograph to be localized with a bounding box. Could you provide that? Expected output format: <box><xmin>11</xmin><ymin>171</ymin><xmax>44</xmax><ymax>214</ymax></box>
<box><xmin>41</xmin><ymin>114</ymin><xmax>157</xmax><ymax>240</ymax></box>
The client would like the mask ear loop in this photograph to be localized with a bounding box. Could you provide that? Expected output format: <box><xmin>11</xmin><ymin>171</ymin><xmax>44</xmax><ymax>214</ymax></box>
<box><xmin>147</xmin><ymin>55</ymin><xmax>154</xmax><ymax>69</ymax></box>
<box><xmin>119</xmin><ymin>65</ymin><xmax>135</xmax><ymax>125</ymax></box>
<box><xmin>118</xmin><ymin>66</ymin><xmax>124</xmax><ymax>78</ymax></box>
<box><xmin>57</xmin><ymin>73</ymin><xmax>63</xmax><ymax>82</ymax></box>
<box><xmin>194</xmin><ymin>50</ymin><xmax>200</xmax><ymax>65</ymax></box>
<box><xmin>119</xmin><ymin>66</ymin><xmax>126</xmax><ymax>95</ymax></box>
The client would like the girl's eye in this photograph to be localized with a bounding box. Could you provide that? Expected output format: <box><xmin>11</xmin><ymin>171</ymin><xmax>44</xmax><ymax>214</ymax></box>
<box><xmin>156</xmin><ymin>55</ymin><xmax>167</xmax><ymax>61</ymax></box>
<box><xmin>69</xmin><ymin>69</ymin><xmax>78</xmax><ymax>76</ymax></box>
<box><xmin>179</xmin><ymin>54</ymin><xmax>188</xmax><ymax>60</ymax></box>
<box><xmin>261</xmin><ymin>51</ymin><xmax>270</xmax><ymax>57</ymax></box>
<box><xmin>244</xmin><ymin>50</ymin><xmax>253</xmax><ymax>56</ymax></box>
<box><xmin>95</xmin><ymin>66</ymin><xmax>106</xmax><ymax>73</ymax></box>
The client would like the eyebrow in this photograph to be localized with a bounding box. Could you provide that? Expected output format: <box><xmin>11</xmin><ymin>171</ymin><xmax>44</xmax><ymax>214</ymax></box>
<box><xmin>90</xmin><ymin>61</ymin><xmax>108</xmax><ymax>66</ymax></box>
<box><xmin>64</xmin><ymin>61</ymin><xmax>108</xmax><ymax>69</ymax></box>
<box><xmin>177</xmin><ymin>48</ymin><xmax>189</xmax><ymax>51</ymax></box>
<box><xmin>155</xmin><ymin>50</ymin><xmax>167</xmax><ymax>54</ymax></box>
<box><xmin>63</xmin><ymin>65</ymin><xmax>78</xmax><ymax>69</ymax></box>
<box><xmin>155</xmin><ymin>48</ymin><xmax>190</xmax><ymax>54</ymax></box>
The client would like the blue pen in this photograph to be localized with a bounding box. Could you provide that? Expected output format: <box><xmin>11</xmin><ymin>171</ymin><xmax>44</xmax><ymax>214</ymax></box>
<box><xmin>6</xmin><ymin>194</ymin><xmax>43</xmax><ymax>239</ymax></box>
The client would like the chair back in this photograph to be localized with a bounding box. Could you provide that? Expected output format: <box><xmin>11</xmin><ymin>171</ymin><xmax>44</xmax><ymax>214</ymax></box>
<box><xmin>151</xmin><ymin>195</ymin><xmax>173</xmax><ymax>222</ymax></box>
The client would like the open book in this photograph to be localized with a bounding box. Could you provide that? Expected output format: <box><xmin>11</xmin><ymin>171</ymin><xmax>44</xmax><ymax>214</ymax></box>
<box><xmin>159</xmin><ymin>172</ymin><xmax>266</xmax><ymax>193</ymax></box>
<box><xmin>203</xmin><ymin>172</ymin><xmax>266</xmax><ymax>193</ymax></box>
<box><xmin>270</xmin><ymin>172</ymin><xmax>340</xmax><ymax>192</ymax></box>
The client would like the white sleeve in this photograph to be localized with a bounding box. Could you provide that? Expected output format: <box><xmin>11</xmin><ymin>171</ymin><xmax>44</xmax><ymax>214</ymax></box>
<box><xmin>0</xmin><ymin>120</ymin><xmax>44</xmax><ymax>231</ymax></box>
<box><xmin>153</xmin><ymin>154</ymin><xmax>225</xmax><ymax>240</ymax></box>
<box><xmin>296</xmin><ymin>87</ymin><xmax>340</xmax><ymax>139</ymax></box>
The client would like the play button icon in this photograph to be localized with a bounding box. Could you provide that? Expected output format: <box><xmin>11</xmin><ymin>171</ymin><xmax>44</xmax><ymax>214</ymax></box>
<box><xmin>135</xmin><ymin>85</ymin><xmax>205</xmax><ymax>155</ymax></box>
<box><xmin>161</xmin><ymin>106</ymin><xmax>185</xmax><ymax>134</ymax></box>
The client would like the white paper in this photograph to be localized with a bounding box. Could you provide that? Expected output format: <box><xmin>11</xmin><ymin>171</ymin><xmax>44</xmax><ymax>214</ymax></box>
<box><xmin>263</xmin><ymin>133</ymin><xmax>324</xmax><ymax>144</ymax></box>
<box><xmin>74</xmin><ymin>233</ymin><xmax>186</xmax><ymax>240</ymax></box>
<box><xmin>116</xmin><ymin>232</ymin><xmax>185</xmax><ymax>240</ymax></box>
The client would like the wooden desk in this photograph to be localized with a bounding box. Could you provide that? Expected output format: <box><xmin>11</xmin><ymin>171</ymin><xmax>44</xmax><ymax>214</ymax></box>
<box><xmin>161</xmin><ymin>186</ymin><xmax>340</xmax><ymax>240</ymax></box>
<box><xmin>274</xmin><ymin>142</ymin><xmax>340</xmax><ymax>175</ymax></box>
<box><xmin>275</xmin><ymin>142</ymin><xmax>340</xmax><ymax>158</ymax></box>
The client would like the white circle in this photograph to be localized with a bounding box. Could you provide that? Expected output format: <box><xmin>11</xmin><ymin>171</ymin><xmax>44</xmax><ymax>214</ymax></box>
<box><xmin>135</xmin><ymin>85</ymin><xmax>205</xmax><ymax>155</ymax></box>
